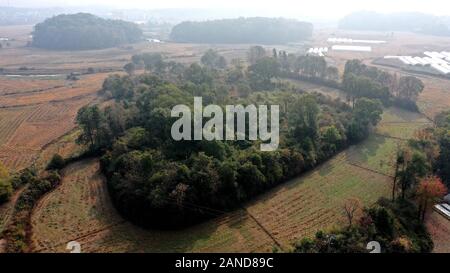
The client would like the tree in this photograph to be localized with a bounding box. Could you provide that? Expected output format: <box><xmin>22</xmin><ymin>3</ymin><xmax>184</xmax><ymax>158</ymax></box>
<box><xmin>296</xmin><ymin>55</ymin><xmax>327</xmax><ymax>78</ymax></box>
<box><xmin>46</xmin><ymin>154</ymin><xmax>65</xmax><ymax>170</ymax></box>
<box><xmin>392</xmin><ymin>147</ymin><xmax>405</xmax><ymax>201</ymax></box>
<box><xmin>342</xmin><ymin>198</ymin><xmax>362</xmax><ymax>227</ymax></box>
<box><xmin>249</xmin><ymin>57</ymin><xmax>280</xmax><ymax>89</ymax></box>
<box><xmin>325</xmin><ymin>66</ymin><xmax>339</xmax><ymax>81</ymax></box>
<box><xmin>320</xmin><ymin>126</ymin><xmax>342</xmax><ymax>154</ymax></box>
<box><xmin>76</xmin><ymin>105</ymin><xmax>110</xmax><ymax>150</ymax></box>
<box><xmin>397</xmin><ymin>152</ymin><xmax>429</xmax><ymax>199</ymax></box>
<box><xmin>416</xmin><ymin>176</ymin><xmax>447</xmax><ymax>222</ymax></box>
<box><xmin>348</xmin><ymin>98</ymin><xmax>383</xmax><ymax>141</ymax></box>
<box><xmin>247</xmin><ymin>46</ymin><xmax>266</xmax><ymax>65</ymax></box>
<box><xmin>290</xmin><ymin>94</ymin><xmax>320</xmax><ymax>142</ymax></box>
<box><xmin>201</xmin><ymin>49</ymin><xmax>227</xmax><ymax>69</ymax></box>
<box><xmin>32</xmin><ymin>13</ymin><xmax>142</xmax><ymax>50</ymax></box>
<box><xmin>123</xmin><ymin>63</ymin><xmax>136</xmax><ymax>75</ymax></box>
<box><xmin>170</xmin><ymin>18</ymin><xmax>312</xmax><ymax>44</ymax></box>
<box><xmin>0</xmin><ymin>161</ymin><xmax>11</xmax><ymax>203</ymax></box>
<box><xmin>398</xmin><ymin>76</ymin><xmax>424</xmax><ymax>101</ymax></box>
<box><xmin>0</xmin><ymin>178</ymin><xmax>12</xmax><ymax>204</ymax></box>
<box><xmin>0</xmin><ymin>161</ymin><xmax>8</xmax><ymax>179</ymax></box>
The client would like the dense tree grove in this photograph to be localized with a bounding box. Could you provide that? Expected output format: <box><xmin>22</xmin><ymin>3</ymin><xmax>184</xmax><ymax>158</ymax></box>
<box><xmin>32</xmin><ymin>13</ymin><xmax>143</xmax><ymax>50</ymax></box>
<box><xmin>342</xmin><ymin>60</ymin><xmax>423</xmax><ymax>110</ymax></box>
<box><xmin>77</xmin><ymin>49</ymin><xmax>384</xmax><ymax>229</ymax></box>
<box><xmin>339</xmin><ymin>11</ymin><xmax>450</xmax><ymax>37</ymax></box>
<box><xmin>170</xmin><ymin>17</ymin><xmax>313</xmax><ymax>44</ymax></box>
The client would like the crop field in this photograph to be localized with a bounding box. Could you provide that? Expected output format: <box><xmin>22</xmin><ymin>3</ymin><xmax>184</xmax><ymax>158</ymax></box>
<box><xmin>416</xmin><ymin>76</ymin><xmax>450</xmax><ymax>119</ymax></box>
<box><xmin>0</xmin><ymin>73</ymin><xmax>107</xmax><ymax>108</ymax></box>
<box><xmin>0</xmin><ymin>72</ymin><xmax>109</xmax><ymax>171</ymax></box>
<box><xmin>282</xmin><ymin>78</ymin><xmax>346</xmax><ymax>100</ymax></box>
<box><xmin>426</xmin><ymin>212</ymin><xmax>450</xmax><ymax>253</ymax></box>
<box><xmin>29</xmin><ymin>106</ymin><xmax>431</xmax><ymax>253</ymax></box>
<box><xmin>376</xmin><ymin>107</ymin><xmax>432</xmax><ymax>140</ymax></box>
<box><xmin>0</xmin><ymin>77</ymin><xmax>64</xmax><ymax>96</ymax></box>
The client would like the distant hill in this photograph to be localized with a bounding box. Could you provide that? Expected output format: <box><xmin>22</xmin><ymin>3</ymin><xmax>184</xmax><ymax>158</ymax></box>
<box><xmin>32</xmin><ymin>13</ymin><xmax>143</xmax><ymax>50</ymax></box>
<box><xmin>170</xmin><ymin>17</ymin><xmax>313</xmax><ymax>44</ymax></box>
<box><xmin>339</xmin><ymin>11</ymin><xmax>450</xmax><ymax>36</ymax></box>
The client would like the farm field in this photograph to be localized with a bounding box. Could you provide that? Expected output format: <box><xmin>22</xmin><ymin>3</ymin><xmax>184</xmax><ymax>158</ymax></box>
<box><xmin>0</xmin><ymin>73</ymin><xmax>108</xmax><ymax>171</ymax></box>
<box><xmin>0</xmin><ymin>76</ymin><xmax>64</xmax><ymax>96</ymax></box>
<box><xmin>30</xmin><ymin>107</ymin><xmax>428</xmax><ymax>253</ymax></box>
<box><xmin>426</xmin><ymin>212</ymin><xmax>450</xmax><ymax>253</ymax></box>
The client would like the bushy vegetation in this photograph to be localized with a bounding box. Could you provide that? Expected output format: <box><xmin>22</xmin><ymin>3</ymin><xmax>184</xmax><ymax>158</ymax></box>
<box><xmin>32</xmin><ymin>13</ymin><xmax>143</xmax><ymax>50</ymax></box>
<box><xmin>295</xmin><ymin>109</ymin><xmax>450</xmax><ymax>253</ymax></box>
<box><xmin>46</xmin><ymin>154</ymin><xmax>65</xmax><ymax>170</ymax></box>
<box><xmin>0</xmin><ymin>162</ymin><xmax>11</xmax><ymax>204</ymax></box>
<box><xmin>1</xmin><ymin>169</ymin><xmax>61</xmax><ymax>253</ymax></box>
<box><xmin>76</xmin><ymin>49</ymin><xmax>384</xmax><ymax>229</ymax></box>
<box><xmin>342</xmin><ymin>60</ymin><xmax>424</xmax><ymax>111</ymax></box>
<box><xmin>339</xmin><ymin>11</ymin><xmax>450</xmax><ymax>36</ymax></box>
<box><xmin>170</xmin><ymin>17</ymin><xmax>313</xmax><ymax>44</ymax></box>
<box><xmin>0</xmin><ymin>162</ymin><xmax>29</xmax><ymax>205</ymax></box>
<box><xmin>294</xmin><ymin>198</ymin><xmax>434</xmax><ymax>253</ymax></box>
<box><xmin>433</xmin><ymin>110</ymin><xmax>450</xmax><ymax>189</ymax></box>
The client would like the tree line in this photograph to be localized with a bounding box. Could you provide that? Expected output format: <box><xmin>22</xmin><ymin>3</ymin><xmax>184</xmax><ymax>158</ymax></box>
<box><xmin>170</xmin><ymin>17</ymin><xmax>313</xmax><ymax>44</ymax></box>
<box><xmin>339</xmin><ymin>11</ymin><xmax>450</xmax><ymax>37</ymax></box>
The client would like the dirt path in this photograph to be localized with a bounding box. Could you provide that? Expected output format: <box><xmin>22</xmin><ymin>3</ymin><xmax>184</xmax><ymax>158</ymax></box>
<box><xmin>0</xmin><ymin>187</ymin><xmax>26</xmax><ymax>253</ymax></box>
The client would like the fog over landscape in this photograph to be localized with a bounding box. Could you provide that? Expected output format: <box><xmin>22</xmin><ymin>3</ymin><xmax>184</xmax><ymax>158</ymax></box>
<box><xmin>0</xmin><ymin>0</ymin><xmax>450</xmax><ymax>258</ymax></box>
<box><xmin>2</xmin><ymin>0</ymin><xmax>450</xmax><ymax>20</ymax></box>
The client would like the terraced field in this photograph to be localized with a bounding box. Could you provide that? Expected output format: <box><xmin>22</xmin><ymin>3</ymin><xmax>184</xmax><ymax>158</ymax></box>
<box><xmin>0</xmin><ymin>73</ymin><xmax>109</xmax><ymax>171</ymax></box>
<box><xmin>0</xmin><ymin>76</ymin><xmax>64</xmax><ymax>96</ymax></box>
<box><xmin>30</xmin><ymin>106</ymin><xmax>430</xmax><ymax>253</ymax></box>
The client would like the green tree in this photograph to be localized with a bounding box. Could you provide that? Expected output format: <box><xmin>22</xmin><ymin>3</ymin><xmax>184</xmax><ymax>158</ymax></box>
<box><xmin>247</xmin><ymin>46</ymin><xmax>266</xmax><ymax>65</ymax></box>
<box><xmin>398</xmin><ymin>76</ymin><xmax>424</xmax><ymax>101</ymax></box>
<box><xmin>76</xmin><ymin>105</ymin><xmax>110</xmax><ymax>150</ymax></box>
<box><xmin>46</xmin><ymin>154</ymin><xmax>65</xmax><ymax>170</ymax></box>
<box><xmin>201</xmin><ymin>49</ymin><xmax>227</xmax><ymax>69</ymax></box>
<box><xmin>123</xmin><ymin>62</ymin><xmax>136</xmax><ymax>75</ymax></box>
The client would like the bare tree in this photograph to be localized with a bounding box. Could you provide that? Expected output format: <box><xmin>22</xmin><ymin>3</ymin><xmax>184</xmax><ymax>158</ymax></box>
<box><xmin>342</xmin><ymin>198</ymin><xmax>362</xmax><ymax>227</ymax></box>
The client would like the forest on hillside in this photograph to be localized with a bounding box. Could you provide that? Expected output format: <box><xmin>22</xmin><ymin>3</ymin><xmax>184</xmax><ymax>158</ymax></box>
<box><xmin>339</xmin><ymin>11</ymin><xmax>450</xmax><ymax>36</ymax></box>
<box><xmin>170</xmin><ymin>17</ymin><xmax>313</xmax><ymax>44</ymax></box>
<box><xmin>32</xmin><ymin>13</ymin><xmax>143</xmax><ymax>50</ymax></box>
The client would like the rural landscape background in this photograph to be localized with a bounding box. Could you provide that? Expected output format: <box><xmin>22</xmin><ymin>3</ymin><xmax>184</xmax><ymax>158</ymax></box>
<box><xmin>0</xmin><ymin>0</ymin><xmax>449</xmax><ymax>254</ymax></box>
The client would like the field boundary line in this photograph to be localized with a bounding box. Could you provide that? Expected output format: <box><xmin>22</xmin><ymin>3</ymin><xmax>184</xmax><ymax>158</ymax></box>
<box><xmin>374</xmin><ymin>133</ymin><xmax>410</xmax><ymax>141</ymax></box>
<box><xmin>33</xmin><ymin>220</ymin><xmax>128</xmax><ymax>253</ymax></box>
<box><xmin>346</xmin><ymin>162</ymin><xmax>394</xmax><ymax>179</ymax></box>
<box><xmin>242</xmin><ymin>207</ymin><xmax>285</xmax><ymax>252</ymax></box>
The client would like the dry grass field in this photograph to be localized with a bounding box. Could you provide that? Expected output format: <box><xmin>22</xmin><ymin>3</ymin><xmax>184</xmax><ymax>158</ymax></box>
<box><xmin>0</xmin><ymin>73</ymin><xmax>108</xmax><ymax>171</ymax></box>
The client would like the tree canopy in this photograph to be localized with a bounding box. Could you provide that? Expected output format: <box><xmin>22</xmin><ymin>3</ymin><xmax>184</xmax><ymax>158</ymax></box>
<box><xmin>339</xmin><ymin>11</ymin><xmax>450</xmax><ymax>36</ymax></box>
<box><xmin>32</xmin><ymin>13</ymin><xmax>143</xmax><ymax>50</ymax></box>
<box><xmin>170</xmin><ymin>17</ymin><xmax>313</xmax><ymax>44</ymax></box>
<box><xmin>77</xmin><ymin>49</ymin><xmax>385</xmax><ymax>229</ymax></box>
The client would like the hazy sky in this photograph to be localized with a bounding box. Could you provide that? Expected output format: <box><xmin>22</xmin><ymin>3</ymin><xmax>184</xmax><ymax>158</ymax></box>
<box><xmin>2</xmin><ymin>0</ymin><xmax>450</xmax><ymax>19</ymax></box>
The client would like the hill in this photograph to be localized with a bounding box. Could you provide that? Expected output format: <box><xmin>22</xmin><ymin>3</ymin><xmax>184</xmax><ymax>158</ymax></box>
<box><xmin>32</xmin><ymin>13</ymin><xmax>143</xmax><ymax>50</ymax></box>
<box><xmin>170</xmin><ymin>17</ymin><xmax>313</xmax><ymax>44</ymax></box>
<box><xmin>339</xmin><ymin>11</ymin><xmax>450</xmax><ymax>36</ymax></box>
